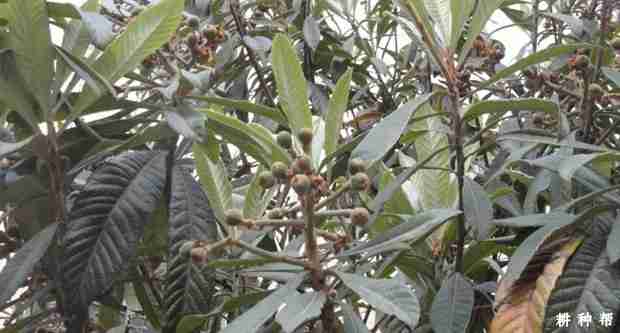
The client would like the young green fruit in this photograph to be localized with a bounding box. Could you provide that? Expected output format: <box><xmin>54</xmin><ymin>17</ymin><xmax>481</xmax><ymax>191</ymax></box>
<box><xmin>258</xmin><ymin>171</ymin><xmax>276</xmax><ymax>189</ymax></box>
<box><xmin>225</xmin><ymin>209</ymin><xmax>245</xmax><ymax>226</ymax></box>
<box><xmin>271</xmin><ymin>161</ymin><xmax>289</xmax><ymax>180</ymax></box>
<box><xmin>611</xmin><ymin>37</ymin><xmax>620</xmax><ymax>50</ymax></box>
<box><xmin>350</xmin><ymin>207</ymin><xmax>370</xmax><ymax>226</ymax></box>
<box><xmin>276</xmin><ymin>131</ymin><xmax>293</xmax><ymax>149</ymax></box>
<box><xmin>589</xmin><ymin>83</ymin><xmax>605</xmax><ymax>97</ymax></box>
<box><xmin>350</xmin><ymin>172</ymin><xmax>370</xmax><ymax>192</ymax></box>
<box><xmin>291</xmin><ymin>174</ymin><xmax>312</xmax><ymax>195</ymax></box>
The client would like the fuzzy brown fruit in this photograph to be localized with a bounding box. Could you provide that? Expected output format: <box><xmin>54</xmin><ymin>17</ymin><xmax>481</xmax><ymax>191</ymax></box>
<box><xmin>225</xmin><ymin>209</ymin><xmax>245</xmax><ymax>226</ymax></box>
<box><xmin>291</xmin><ymin>174</ymin><xmax>312</xmax><ymax>195</ymax></box>
<box><xmin>292</xmin><ymin>156</ymin><xmax>312</xmax><ymax>175</ymax></box>
<box><xmin>350</xmin><ymin>172</ymin><xmax>370</xmax><ymax>192</ymax></box>
<box><xmin>297</xmin><ymin>128</ymin><xmax>313</xmax><ymax>146</ymax></box>
<box><xmin>258</xmin><ymin>171</ymin><xmax>276</xmax><ymax>189</ymax></box>
<box><xmin>350</xmin><ymin>207</ymin><xmax>370</xmax><ymax>226</ymax></box>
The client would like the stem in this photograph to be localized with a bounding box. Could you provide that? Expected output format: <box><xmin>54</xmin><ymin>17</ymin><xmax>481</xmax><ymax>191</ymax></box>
<box><xmin>232</xmin><ymin>239</ymin><xmax>309</xmax><ymax>268</ymax></box>
<box><xmin>303</xmin><ymin>194</ymin><xmax>321</xmax><ymax>287</ymax></box>
<box><xmin>450</xmin><ymin>95</ymin><xmax>466</xmax><ymax>274</ymax></box>
<box><xmin>532</xmin><ymin>0</ymin><xmax>541</xmax><ymax>53</ymax></box>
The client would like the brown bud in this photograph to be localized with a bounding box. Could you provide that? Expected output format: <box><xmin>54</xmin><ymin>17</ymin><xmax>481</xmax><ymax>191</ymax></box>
<box><xmin>350</xmin><ymin>207</ymin><xmax>370</xmax><ymax>226</ymax></box>
<box><xmin>350</xmin><ymin>173</ymin><xmax>370</xmax><ymax>192</ymax></box>
<box><xmin>291</xmin><ymin>174</ymin><xmax>312</xmax><ymax>195</ymax></box>
<box><xmin>258</xmin><ymin>171</ymin><xmax>276</xmax><ymax>189</ymax></box>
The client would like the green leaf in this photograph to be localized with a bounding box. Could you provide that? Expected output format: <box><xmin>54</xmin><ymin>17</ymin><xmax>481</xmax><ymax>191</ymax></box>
<box><xmin>184</xmin><ymin>95</ymin><xmax>287</xmax><ymax>125</ymax></box>
<box><xmin>430</xmin><ymin>273</ymin><xmax>474</xmax><ymax>333</ymax></box>
<box><xmin>193</xmin><ymin>142</ymin><xmax>233</xmax><ymax>224</ymax></box>
<box><xmin>341</xmin><ymin>302</ymin><xmax>371</xmax><ymax>333</ymax></box>
<box><xmin>54</xmin><ymin>46</ymin><xmax>117</xmax><ymax>98</ymax></box>
<box><xmin>303</xmin><ymin>16</ymin><xmax>321</xmax><ymax>50</ymax></box>
<box><xmin>243</xmin><ymin>166</ymin><xmax>277</xmax><ymax>219</ymax></box>
<box><xmin>450</xmin><ymin>0</ymin><xmax>475</xmax><ymax>50</ymax></box>
<box><xmin>463</xmin><ymin>177</ymin><xmax>493</xmax><ymax>240</ymax></box>
<box><xmin>131</xmin><ymin>271</ymin><xmax>162</xmax><ymax>330</ymax></box>
<box><xmin>351</xmin><ymin>93</ymin><xmax>433</xmax><ymax>165</ymax></box>
<box><xmin>500</xmin><ymin>215</ymin><xmax>577</xmax><ymax>292</ymax></box>
<box><xmin>478</xmin><ymin>43</ymin><xmax>598</xmax><ymax>91</ymax></box>
<box><xmin>602</xmin><ymin>67</ymin><xmax>620</xmax><ymax>86</ymax></box>
<box><xmin>271</xmin><ymin>34</ymin><xmax>311</xmax><ymax>141</ymax></box>
<box><xmin>7</xmin><ymin>0</ymin><xmax>55</xmax><ymax>111</ymax></box>
<box><xmin>163</xmin><ymin>166</ymin><xmax>219</xmax><ymax>333</ymax></box>
<box><xmin>458</xmin><ymin>0</ymin><xmax>507</xmax><ymax>63</ymax></box>
<box><xmin>499</xmin><ymin>133</ymin><xmax>610</xmax><ymax>152</ymax></box>
<box><xmin>341</xmin><ymin>209</ymin><xmax>461</xmax><ymax>257</ymax></box>
<box><xmin>0</xmin><ymin>49</ymin><xmax>40</xmax><ymax>128</ymax></box>
<box><xmin>335</xmin><ymin>271</ymin><xmax>420</xmax><ymax>327</ymax></box>
<box><xmin>523</xmin><ymin>169</ymin><xmax>552</xmax><ymax>214</ymax></box>
<box><xmin>544</xmin><ymin>217</ymin><xmax>620</xmax><ymax>332</ymax></box>
<box><xmin>493</xmin><ymin>212</ymin><xmax>576</xmax><ymax>228</ymax></box>
<box><xmin>69</xmin><ymin>0</ymin><xmax>184</xmax><ymax>123</ymax></box>
<box><xmin>463</xmin><ymin>98</ymin><xmax>558</xmax><ymax>122</ymax></box>
<box><xmin>324</xmin><ymin>68</ymin><xmax>352</xmax><ymax>158</ymax></box>
<box><xmin>608</xmin><ymin>216</ymin><xmax>620</xmax><ymax>264</ymax></box>
<box><xmin>0</xmin><ymin>135</ymin><xmax>33</xmax><ymax>159</ymax></box>
<box><xmin>276</xmin><ymin>291</ymin><xmax>327</xmax><ymax>332</ymax></box>
<box><xmin>220</xmin><ymin>274</ymin><xmax>305</xmax><ymax>333</ymax></box>
<box><xmin>0</xmin><ymin>223</ymin><xmax>57</xmax><ymax>305</ymax></box>
<box><xmin>165</xmin><ymin>104</ymin><xmax>207</xmax><ymax>142</ymax></box>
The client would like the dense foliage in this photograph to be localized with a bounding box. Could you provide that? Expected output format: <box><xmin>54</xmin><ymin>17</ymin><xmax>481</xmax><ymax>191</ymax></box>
<box><xmin>1</xmin><ymin>0</ymin><xmax>620</xmax><ymax>332</ymax></box>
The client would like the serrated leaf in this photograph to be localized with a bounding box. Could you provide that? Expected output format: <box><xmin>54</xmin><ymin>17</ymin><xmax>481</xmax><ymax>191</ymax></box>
<box><xmin>62</xmin><ymin>151</ymin><xmax>167</xmax><ymax>320</ymax></box>
<box><xmin>336</xmin><ymin>271</ymin><xmax>420</xmax><ymax>327</ymax></box>
<box><xmin>193</xmin><ymin>142</ymin><xmax>233</xmax><ymax>224</ymax></box>
<box><xmin>477</xmin><ymin>43</ymin><xmax>599</xmax><ymax>91</ymax></box>
<box><xmin>431</xmin><ymin>273</ymin><xmax>474</xmax><ymax>333</ymax></box>
<box><xmin>276</xmin><ymin>291</ymin><xmax>327</xmax><ymax>332</ymax></box>
<box><xmin>0</xmin><ymin>223</ymin><xmax>57</xmax><ymax>305</ymax></box>
<box><xmin>490</xmin><ymin>240</ymin><xmax>580</xmax><ymax>333</ymax></box>
<box><xmin>341</xmin><ymin>209</ymin><xmax>461</xmax><ymax>257</ymax></box>
<box><xmin>543</xmin><ymin>217</ymin><xmax>620</xmax><ymax>332</ymax></box>
<box><xmin>341</xmin><ymin>302</ymin><xmax>371</xmax><ymax>333</ymax></box>
<box><xmin>351</xmin><ymin>93</ymin><xmax>433</xmax><ymax>165</ymax></box>
<box><xmin>54</xmin><ymin>46</ymin><xmax>117</xmax><ymax>98</ymax></box>
<box><xmin>303</xmin><ymin>16</ymin><xmax>321</xmax><ymax>50</ymax></box>
<box><xmin>463</xmin><ymin>98</ymin><xmax>558</xmax><ymax>122</ymax></box>
<box><xmin>7</xmin><ymin>0</ymin><xmax>54</xmax><ymax>111</ymax></box>
<box><xmin>220</xmin><ymin>274</ymin><xmax>305</xmax><ymax>333</ymax></box>
<box><xmin>163</xmin><ymin>166</ymin><xmax>218</xmax><ymax>333</ymax></box>
<box><xmin>324</xmin><ymin>68</ymin><xmax>352</xmax><ymax>158</ymax></box>
<box><xmin>68</xmin><ymin>0</ymin><xmax>185</xmax><ymax>124</ymax></box>
<box><xmin>499</xmin><ymin>215</ymin><xmax>577</xmax><ymax>293</ymax></box>
<box><xmin>463</xmin><ymin>177</ymin><xmax>493</xmax><ymax>240</ymax></box>
<box><xmin>0</xmin><ymin>49</ymin><xmax>40</xmax><ymax>128</ymax></box>
<box><xmin>271</xmin><ymin>34</ymin><xmax>311</xmax><ymax>142</ymax></box>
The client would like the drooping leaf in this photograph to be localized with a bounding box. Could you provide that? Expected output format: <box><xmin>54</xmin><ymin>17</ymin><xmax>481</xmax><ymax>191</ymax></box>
<box><xmin>193</xmin><ymin>142</ymin><xmax>233</xmax><ymax>224</ymax></box>
<box><xmin>351</xmin><ymin>93</ymin><xmax>433</xmax><ymax>165</ymax></box>
<box><xmin>7</xmin><ymin>0</ymin><xmax>55</xmax><ymax>111</ymax></box>
<box><xmin>162</xmin><ymin>165</ymin><xmax>219</xmax><ymax>333</ymax></box>
<box><xmin>336</xmin><ymin>271</ymin><xmax>420</xmax><ymax>327</ymax></box>
<box><xmin>54</xmin><ymin>46</ymin><xmax>117</xmax><ymax>98</ymax></box>
<box><xmin>69</xmin><ymin>0</ymin><xmax>185</xmax><ymax>123</ymax></box>
<box><xmin>341</xmin><ymin>302</ymin><xmax>371</xmax><ymax>333</ymax></box>
<box><xmin>62</xmin><ymin>151</ymin><xmax>167</xmax><ymax>316</ymax></box>
<box><xmin>324</xmin><ymin>68</ymin><xmax>352</xmax><ymax>158</ymax></box>
<box><xmin>220</xmin><ymin>274</ymin><xmax>305</xmax><ymax>333</ymax></box>
<box><xmin>463</xmin><ymin>177</ymin><xmax>493</xmax><ymax>240</ymax></box>
<box><xmin>463</xmin><ymin>98</ymin><xmax>558</xmax><ymax>122</ymax></box>
<box><xmin>276</xmin><ymin>291</ymin><xmax>327</xmax><ymax>333</ymax></box>
<box><xmin>341</xmin><ymin>208</ymin><xmax>461</xmax><ymax>257</ymax></box>
<box><xmin>271</xmin><ymin>34</ymin><xmax>311</xmax><ymax>141</ymax></box>
<box><xmin>430</xmin><ymin>273</ymin><xmax>474</xmax><ymax>333</ymax></box>
<box><xmin>303</xmin><ymin>16</ymin><xmax>321</xmax><ymax>50</ymax></box>
<box><xmin>0</xmin><ymin>223</ymin><xmax>57</xmax><ymax>305</ymax></box>
<box><xmin>490</xmin><ymin>240</ymin><xmax>580</xmax><ymax>333</ymax></box>
<box><xmin>543</xmin><ymin>217</ymin><xmax>620</xmax><ymax>332</ymax></box>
